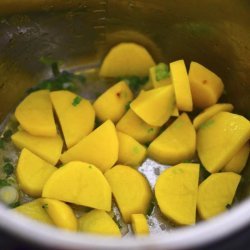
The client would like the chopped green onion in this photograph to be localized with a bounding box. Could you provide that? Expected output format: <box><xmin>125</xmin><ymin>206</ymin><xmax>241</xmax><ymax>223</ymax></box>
<box><xmin>155</xmin><ymin>63</ymin><xmax>170</xmax><ymax>81</ymax></box>
<box><xmin>0</xmin><ymin>139</ymin><xmax>4</xmax><ymax>149</ymax></box>
<box><xmin>226</xmin><ymin>204</ymin><xmax>232</xmax><ymax>209</ymax></box>
<box><xmin>3</xmin><ymin>129</ymin><xmax>13</xmax><ymax>140</ymax></box>
<box><xmin>0</xmin><ymin>186</ymin><xmax>19</xmax><ymax>205</ymax></box>
<box><xmin>72</xmin><ymin>96</ymin><xmax>82</xmax><ymax>106</ymax></box>
<box><xmin>125</xmin><ymin>101</ymin><xmax>131</xmax><ymax>111</ymax></box>
<box><xmin>0</xmin><ymin>179</ymin><xmax>10</xmax><ymax>188</ymax></box>
<box><xmin>42</xmin><ymin>204</ymin><xmax>48</xmax><ymax>209</ymax></box>
<box><xmin>119</xmin><ymin>76</ymin><xmax>149</xmax><ymax>92</ymax></box>
<box><xmin>3</xmin><ymin>163</ymin><xmax>14</xmax><ymax>176</ymax></box>
<box><xmin>147</xmin><ymin>200</ymin><xmax>155</xmax><ymax>216</ymax></box>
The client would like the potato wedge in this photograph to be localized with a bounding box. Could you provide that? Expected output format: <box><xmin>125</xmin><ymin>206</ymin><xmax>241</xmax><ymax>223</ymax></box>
<box><xmin>15</xmin><ymin>90</ymin><xmax>57</xmax><ymax>137</ymax></box>
<box><xmin>148</xmin><ymin>113</ymin><xmax>196</xmax><ymax>165</ymax></box>
<box><xmin>11</xmin><ymin>130</ymin><xmax>63</xmax><ymax>165</ymax></box>
<box><xmin>193</xmin><ymin>103</ymin><xmax>234</xmax><ymax>130</ymax></box>
<box><xmin>105</xmin><ymin>165</ymin><xmax>152</xmax><ymax>223</ymax></box>
<box><xmin>99</xmin><ymin>43</ymin><xmax>155</xmax><ymax>77</ymax></box>
<box><xmin>130</xmin><ymin>85</ymin><xmax>175</xmax><ymax>126</ymax></box>
<box><xmin>155</xmin><ymin>163</ymin><xmax>199</xmax><ymax>225</ymax></box>
<box><xmin>197</xmin><ymin>112</ymin><xmax>250</xmax><ymax>173</ymax></box>
<box><xmin>42</xmin><ymin>162</ymin><xmax>112</xmax><ymax>211</ymax></box>
<box><xmin>93</xmin><ymin>81</ymin><xmax>133</xmax><ymax>123</ymax></box>
<box><xmin>78</xmin><ymin>210</ymin><xmax>121</xmax><ymax>236</ymax></box>
<box><xmin>17</xmin><ymin>148</ymin><xmax>57</xmax><ymax>197</ymax></box>
<box><xmin>189</xmin><ymin>61</ymin><xmax>224</xmax><ymax>109</ymax></box>
<box><xmin>222</xmin><ymin>142</ymin><xmax>249</xmax><ymax>174</ymax></box>
<box><xmin>131</xmin><ymin>214</ymin><xmax>149</xmax><ymax>235</ymax></box>
<box><xmin>116</xmin><ymin>109</ymin><xmax>160</xmax><ymax>144</ymax></box>
<box><xmin>41</xmin><ymin>198</ymin><xmax>77</xmax><ymax>231</ymax></box>
<box><xmin>197</xmin><ymin>172</ymin><xmax>241</xmax><ymax>219</ymax></box>
<box><xmin>50</xmin><ymin>90</ymin><xmax>95</xmax><ymax>148</ymax></box>
<box><xmin>170</xmin><ymin>60</ymin><xmax>193</xmax><ymax>112</ymax></box>
<box><xmin>60</xmin><ymin>120</ymin><xmax>118</xmax><ymax>172</ymax></box>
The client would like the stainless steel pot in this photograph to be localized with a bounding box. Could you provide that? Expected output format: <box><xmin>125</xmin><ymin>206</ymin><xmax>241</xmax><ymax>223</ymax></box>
<box><xmin>0</xmin><ymin>1</ymin><xmax>249</xmax><ymax>249</ymax></box>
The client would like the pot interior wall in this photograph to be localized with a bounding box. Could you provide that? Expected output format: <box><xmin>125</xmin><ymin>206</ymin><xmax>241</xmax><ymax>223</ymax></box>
<box><xmin>0</xmin><ymin>0</ymin><xmax>250</xmax><ymax>200</ymax></box>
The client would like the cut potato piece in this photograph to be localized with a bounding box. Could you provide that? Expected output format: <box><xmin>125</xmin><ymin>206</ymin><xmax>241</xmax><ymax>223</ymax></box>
<box><xmin>130</xmin><ymin>85</ymin><xmax>175</xmax><ymax>126</ymax></box>
<box><xmin>41</xmin><ymin>198</ymin><xmax>77</xmax><ymax>231</ymax></box>
<box><xmin>117</xmin><ymin>131</ymin><xmax>146</xmax><ymax>167</ymax></box>
<box><xmin>11</xmin><ymin>130</ymin><xmax>63</xmax><ymax>165</ymax></box>
<box><xmin>197</xmin><ymin>173</ymin><xmax>241</xmax><ymax>219</ymax></box>
<box><xmin>14</xmin><ymin>199</ymin><xmax>53</xmax><ymax>225</ymax></box>
<box><xmin>17</xmin><ymin>148</ymin><xmax>57</xmax><ymax>197</ymax></box>
<box><xmin>170</xmin><ymin>60</ymin><xmax>193</xmax><ymax>112</ymax></box>
<box><xmin>131</xmin><ymin>214</ymin><xmax>149</xmax><ymax>235</ymax></box>
<box><xmin>60</xmin><ymin>120</ymin><xmax>118</xmax><ymax>172</ymax></box>
<box><xmin>149</xmin><ymin>63</ymin><xmax>171</xmax><ymax>89</ymax></box>
<box><xmin>193</xmin><ymin>103</ymin><xmax>234</xmax><ymax>130</ymax></box>
<box><xmin>105</xmin><ymin>165</ymin><xmax>152</xmax><ymax>223</ymax></box>
<box><xmin>148</xmin><ymin>113</ymin><xmax>196</xmax><ymax>165</ymax></box>
<box><xmin>50</xmin><ymin>90</ymin><xmax>95</xmax><ymax>148</ymax></box>
<box><xmin>99</xmin><ymin>43</ymin><xmax>156</xmax><ymax>77</ymax></box>
<box><xmin>222</xmin><ymin>142</ymin><xmax>249</xmax><ymax>173</ymax></box>
<box><xmin>197</xmin><ymin>112</ymin><xmax>250</xmax><ymax>173</ymax></box>
<box><xmin>42</xmin><ymin>162</ymin><xmax>111</xmax><ymax>211</ymax></box>
<box><xmin>155</xmin><ymin>163</ymin><xmax>199</xmax><ymax>225</ymax></box>
<box><xmin>15</xmin><ymin>90</ymin><xmax>57</xmax><ymax>137</ymax></box>
<box><xmin>172</xmin><ymin>105</ymin><xmax>179</xmax><ymax>117</ymax></box>
<box><xmin>116</xmin><ymin>109</ymin><xmax>160</xmax><ymax>144</ymax></box>
<box><xmin>78</xmin><ymin>210</ymin><xmax>121</xmax><ymax>236</ymax></box>
<box><xmin>189</xmin><ymin>61</ymin><xmax>224</xmax><ymax>109</ymax></box>
<box><xmin>93</xmin><ymin>81</ymin><xmax>133</xmax><ymax>123</ymax></box>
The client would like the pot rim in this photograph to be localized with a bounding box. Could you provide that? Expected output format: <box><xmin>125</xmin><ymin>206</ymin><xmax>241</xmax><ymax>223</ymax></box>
<box><xmin>0</xmin><ymin>198</ymin><xmax>250</xmax><ymax>249</ymax></box>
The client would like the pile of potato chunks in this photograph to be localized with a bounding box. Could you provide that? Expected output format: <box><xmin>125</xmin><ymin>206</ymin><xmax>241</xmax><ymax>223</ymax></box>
<box><xmin>11</xmin><ymin>43</ymin><xmax>250</xmax><ymax>236</ymax></box>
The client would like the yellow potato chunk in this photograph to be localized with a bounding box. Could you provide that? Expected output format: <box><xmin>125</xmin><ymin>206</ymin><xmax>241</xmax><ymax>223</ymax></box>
<box><xmin>148</xmin><ymin>113</ymin><xmax>196</xmax><ymax>165</ymax></box>
<box><xmin>222</xmin><ymin>142</ymin><xmax>249</xmax><ymax>173</ymax></box>
<box><xmin>16</xmin><ymin>148</ymin><xmax>57</xmax><ymax>197</ymax></box>
<box><xmin>15</xmin><ymin>90</ymin><xmax>57</xmax><ymax>137</ymax></box>
<box><xmin>105</xmin><ymin>165</ymin><xmax>152</xmax><ymax>223</ymax></box>
<box><xmin>117</xmin><ymin>131</ymin><xmax>146</xmax><ymax>167</ymax></box>
<box><xmin>78</xmin><ymin>210</ymin><xmax>121</xmax><ymax>236</ymax></box>
<box><xmin>149</xmin><ymin>64</ymin><xmax>171</xmax><ymax>89</ymax></box>
<box><xmin>116</xmin><ymin>109</ymin><xmax>160</xmax><ymax>144</ymax></box>
<box><xmin>131</xmin><ymin>214</ymin><xmax>149</xmax><ymax>235</ymax></box>
<box><xmin>41</xmin><ymin>198</ymin><xmax>77</xmax><ymax>231</ymax></box>
<box><xmin>14</xmin><ymin>199</ymin><xmax>53</xmax><ymax>225</ymax></box>
<box><xmin>170</xmin><ymin>60</ymin><xmax>193</xmax><ymax>112</ymax></box>
<box><xmin>130</xmin><ymin>85</ymin><xmax>175</xmax><ymax>126</ymax></box>
<box><xmin>155</xmin><ymin>163</ymin><xmax>199</xmax><ymax>225</ymax></box>
<box><xmin>42</xmin><ymin>161</ymin><xmax>111</xmax><ymax>211</ymax></box>
<box><xmin>193</xmin><ymin>103</ymin><xmax>234</xmax><ymax>130</ymax></box>
<box><xmin>189</xmin><ymin>61</ymin><xmax>224</xmax><ymax>109</ymax></box>
<box><xmin>50</xmin><ymin>90</ymin><xmax>95</xmax><ymax>148</ymax></box>
<box><xmin>60</xmin><ymin>120</ymin><xmax>118</xmax><ymax>172</ymax></box>
<box><xmin>11</xmin><ymin>130</ymin><xmax>63</xmax><ymax>165</ymax></box>
<box><xmin>99</xmin><ymin>43</ymin><xmax>156</xmax><ymax>77</ymax></box>
<box><xmin>197</xmin><ymin>172</ymin><xmax>241</xmax><ymax>219</ymax></box>
<box><xmin>197</xmin><ymin>112</ymin><xmax>250</xmax><ymax>173</ymax></box>
<box><xmin>93</xmin><ymin>81</ymin><xmax>133</xmax><ymax>123</ymax></box>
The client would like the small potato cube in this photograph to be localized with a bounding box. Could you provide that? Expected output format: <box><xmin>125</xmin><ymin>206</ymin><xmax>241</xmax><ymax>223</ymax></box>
<box><xmin>131</xmin><ymin>214</ymin><xmax>149</xmax><ymax>235</ymax></box>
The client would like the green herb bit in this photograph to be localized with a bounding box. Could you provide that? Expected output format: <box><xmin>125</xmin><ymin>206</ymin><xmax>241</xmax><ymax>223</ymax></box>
<box><xmin>183</xmin><ymin>159</ymin><xmax>191</xmax><ymax>163</ymax></box>
<box><xmin>125</xmin><ymin>101</ymin><xmax>131</xmax><ymax>111</ymax></box>
<box><xmin>120</xmin><ymin>76</ymin><xmax>149</xmax><ymax>92</ymax></box>
<box><xmin>72</xmin><ymin>96</ymin><xmax>82</xmax><ymax>107</ymax></box>
<box><xmin>3</xmin><ymin>129</ymin><xmax>12</xmax><ymax>140</ymax></box>
<box><xmin>0</xmin><ymin>139</ymin><xmax>4</xmax><ymax>149</ymax></box>
<box><xmin>199</xmin><ymin>119</ymin><xmax>214</xmax><ymax>130</ymax></box>
<box><xmin>147</xmin><ymin>200</ymin><xmax>155</xmax><ymax>216</ymax></box>
<box><xmin>42</xmin><ymin>204</ymin><xmax>48</xmax><ymax>209</ymax></box>
<box><xmin>3</xmin><ymin>163</ymin><xmax>14</xmax><ymax>176</ymax></box>
<box><xmin>0</xmin><ymin>179</ymin><xmax>10</xmax><ymax>188</ymax></box>
<box><xmin>155</xmin><ymin>63</ymin><xmax>170</xmax><ymax>81</ymax></box>
<box><xmin>9</xmin><ymin>201</ymin><xmax>20</xmax><ymax>208</ymax></box>
<box><xmin>226</xmin><ymin>204</ymin><xmax>232</xmax><ymax>209</ymax></box>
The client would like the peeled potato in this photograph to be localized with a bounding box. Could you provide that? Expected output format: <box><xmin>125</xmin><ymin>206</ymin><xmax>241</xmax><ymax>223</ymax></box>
<box><xmin>42</xmin><ymin>162</ymin><xmax>112</xmax><ymax>211</ymax></box>
<box><xmin>60</xmin><ymin>120</ymin><xmax>118</xmax><ymax>172</ymax></box>
<box><xmin>16</xmin><ymin>148</ymin><xmax>57</xmax><ymax>197</ymax></box>
<box><xmin>78</xmin><ymin>210</ymin><xmax>121</xmax><ymax>236</ymax></box>
<box><xmin>117</xmin><ymin>132</ymin><xmax>146</xmax><ymax>167</ymax></box>
<box><xmin>105</xmin><ymin>165</ymin><xmax>152</xmax><ymax>223</ymax></box>
<box><xmin>41</xmin><ymin>198</ymin><xmax>77</xmax><ymax>231</ymax></box>
<box><xmin>189</xmin><ymin>61</ymin><xmax>224</xmax><ymax>109</ymax></box>
<box><xmin>197</xmin><ymin>173</ymin><xmax>241</xmax><ymax>219</ymax></box>
<box><xmin>15</xmin><ymin>90</ymin><xmax>56</xmax><ymax>137</ymax></box>
<box><xmin>11</xmin><ymin>130</ymin><xmax>63</xmax><ymax>165</ymax></box>
<box><xmin>130</xmin><ymin>85</ymin><xmax>175</xmax><ymax>126</ymax></box>
<box><xmin>155</xmin><ymin>163</ymin><xmax>199</xmax><ymax>225</ymax></box>
<box><xmin>93</xmin><ymin>81</ymin><xmax>133</xmax><ymax>123</ymax></box>
<box><xmin>116</xmin><ymin>109</ymin><xmax>160</xmax><ymax>144</ymax></box>
<box><xmin>193</xmin><ymin>103</ymin><xmax>234</xmax><ymax>130</ymax></box>
<box><xmin>197</xmin><ymin>112</ymin><xmax>250</xmax><ymax>173</ymax></box>
<box><xmin>14</xmin><ymin>199</ymin><xmax>53</xmax><ymax>225</ymax></box>
<box><xmin>170</xmin><ymin>60</ymin><xmax>193</xmax><ymax>112</ymax></box>
<box><xmin>131</xmin><ymin>214</ymin><xmax>149</xmax><ymax>235</ymax></box>
<box><xmin>222</xmin><ymin>142</ymin><xmax>249</xmax><ymax>173</ymax></box>
<box><xmin>99</xmin><ymin>43</ymin><xmax>156</xmax><ymax>77</ymax></box>
<box><xmin>148</xmin><ymin>113</ymin><xmax>196</xmax><ymax>165</ymax></box>
<box><xmin>50</xmin><ymin>90</ymin><xmax>95</xmax><ymax>148</ymax></box>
